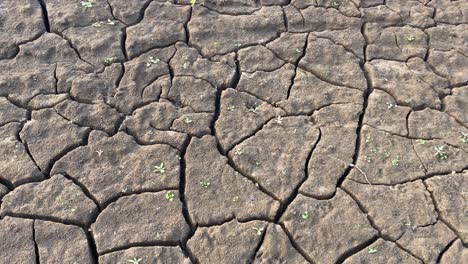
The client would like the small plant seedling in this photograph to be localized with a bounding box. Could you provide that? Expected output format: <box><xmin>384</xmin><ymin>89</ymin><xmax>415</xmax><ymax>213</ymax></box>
<box><xmin>273</xmin><ymin>115</ymin><xmax>283</xmax><ymax>125</ymax></box>
<box><xmin>153</xmin><ymin>162</ymin><xmax>166</xmax><ymax>174</ymax></box>
<box><xmin>107</xmin><ymin>19</ymin><xmax>116</xmax><ymax>25</ymax></box>
<box><xmin>364</xmin><ymin>156</ymin><xmax>372</xmax><ymax>163</ymax></box>
<box><xmin>234</xmin><ymin>149</ymin><xmax>242</xmax><ymax>155</ymax></box>
<box><xmin>302</xmin><ymin>211</ymin><xmax>310</xmax><ymax>219</ymax></box>
<box><xmin>190</xmin><ymin>0</ymin><xmax>197</xmax><ymax>6</ymax></box>
<box><xmin>184</xmin><ymin>117</ymin><xmax>193</xmax><ymax>124</ymax></box>
<box><xmin>459</xmin><ymin>132</ymin><xmax>468</xmax><ymax>143</ymax></box>
<box><xmin>331</xmin><ymin>1</ymin><xmax>341</xmax><ymax>7</ymax></box>
<box><xmin>103</xmin><ymin>57</ymin><xmax>114</xmax><ymax>65</ymax></box>
<box><xmin>295</xmin><ymin>48</ymin><xmax>301</xmax><ymax>53</ymax></box>
<box><xmin>407</xmin><ymin>36</ymin><xmax>415</xmax><ymax>42</ymax></box>
<box><xmin>232</xmin><ymin>196</ymin><xmax>239</xmax><ymax>202</ymax></box>
<box><xmin>165</xmin><ymin>191</ymin><xmax>175</xmax><ymax>201</ymax></box>
<box><xmin>252</xmin><ymin>227</ymin><xmax>264</xmax><ymax>236</ymax></box>
<box><xmin>434</xmin><ymin>146</ymin><xmax>448</xmax><ymax>161</ymax></box>
<box><xmin>391</xmin><ymin>155</ymin><xmax>400</xmax><ymax>167</ymax></box>
<box><xmin>95</xmin><ymin>149</ymin><xmax>103</xmax><ymax>157</ymax></box>
<box><xmin>81</xmin><ymin>0</ymin><xmax>93</xmax><ymax>8</ymax></box>
<box><xmin>255</xmin><ymin>161</ymin><xmax>262</xmax><ymax>166</ymax></box>
<box><xmin>416</xmin><ymin>139</ymin><xmax>427</xmax><ymax>145</ymax></box>
<box><xmin>365</xmin><ymin>136</ymin><xmax>373</xmax><ymax>143</ymax></box>
<box><xmin>183</xmin><ymin>62</ymin><xmax>190</xmax><ymax>69</ymax></box>
<box><xmin>248</xmin><ymin>104</ymin><xmax>261</xmax><ymax>113</ymax></box>
<box><xmin>176</xmin><ymin>154</ymin><xmax>182</xmax><ymax>160</ymax></box>
<box><xmin>368</xmin><ymin>247</ymin><xmax>378</xmax><ymax>254</ymax></box>
<box><xmin>200</xmin><ymin>180</ymin><xmax>210</xmax><ymax>188</ymax></box>
<box><xmin>93</xmin><ymin>21</ymin><xmax>103</xmax><ymax>28</ymax></box>
<box><xmin>213</xmin><ymin>41</ymin><xmax>221</xmax><ymax>46</ymax></box>
<box><xmin>128</xmin><ymin>257</ymin><xmax>142</xmax><ymax>264</ymax></box>
<box><xmin>146</xmin><ymin>56</ymin><xmax>160</xmax><ymax>66</ymax></box>
<box><xmin>227</xmin><ymin>105</ymin><xmax>235</xmax><ymax>111</ymax></box>
<box><xmin>386</xmin><ymin>102</ymin><xmax>395</xmax><ymax>109</ymax></box>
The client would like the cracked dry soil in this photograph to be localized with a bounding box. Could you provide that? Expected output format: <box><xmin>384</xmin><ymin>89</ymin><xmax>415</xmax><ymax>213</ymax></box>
<box><xmin>0</xmin><ymin>0</ymin><xmax>467</xmax><ymax>263</ymax></box>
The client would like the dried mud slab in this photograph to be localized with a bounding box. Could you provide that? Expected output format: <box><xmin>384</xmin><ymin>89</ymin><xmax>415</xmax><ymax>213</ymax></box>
<box><xmin>0</xmin><ymin>174</ymin><xmax>98</xmax><ymax>226</ymax></box>
<box><xmin>91</xmin><ymin>191</ymin><xmax>190</xmax><ymax>254</ymax></box>
<box><xmin>0</xmin><ymin>97</ymin><xmax>28</xmax><ymax>126</ymax></box>
<box><xmin>343</xmin><ymin>239</ymin><xmax>422</xmax><ymax>264</ymax></box>
<box><xmin>280</xmin><ymin>191</ymin><xmax>377</xmax><ymax>263</ymax></box>
<box><xmin>35</xmin><ymin>220</ymin><xmax>93</xmax><ymax>264</ymax></box>
<box><xmin>342</xmin><ymin>180</ymin><xmax>438</xmax><ymax>240</ymax></box>
<box><xmin>187</xmin><ymin>220</ymin><xmax>268</xmax><ymax>264</ymax></box>
<box><xmin>185</xmin><ymin>136</ymin><xmax>280</xmax><ymax>226</ymax></box>
<box><xmin>51</xmin><ymin>131</ymin><xmax>180</xmax><ymax>206</ymax></box>
<box><xmin>425</xmin><ymin>172</ymin><xmax>468</xmax><ymax>244</ymax></box>
<box><xmin>99</xmin><ymin>246</ymin><xmax>191</xmax><ymax>264</ymax></box>
<box><xmin>0</xmin><ymin>217</ymin><xmax>35</xmax><ymax>262</ymax></box>
<box><xmin>443</xmin><ymin>86</ymin><xmax>468</xmax><ymax>126</ymax></box>
<box><xmin>440</xmin><ymin>239</ymin><xmax>468</xmax><ymax>264</ymax></box>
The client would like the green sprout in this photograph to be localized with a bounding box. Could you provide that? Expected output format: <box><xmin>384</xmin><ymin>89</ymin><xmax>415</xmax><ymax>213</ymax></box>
<box><xmin>365</xmin><ymin>136</ymin><xmax>373</xmax><ymax>143</ymax></box>
<box><xmin>128</xmin><ymin>258</ymin><xmax>142</xmax><ymax>264</ymax></box>
<box><xmin>146</xmin><ymin>56</ymin><xmax>160</xmax><ymax>66</ymax></box>
<box><xmin>255</xmin><ymin>161</ymin><xmax>262</xmax><ymax>166</ymax></box>
<box><xmin>407</xmin><ymin>36</ymin><xmax>415</xmax><ymax>42</ymax></box>
<box><xmin>391</xmin><ymin>155</ymin><xmax>400</xmax><ymax>167</ymax></box>
<box><xmin>273</xmin><ymin>115</ymin><xmax>283</xmax><ymax>125</ymax></box>
<box><xmin>364</xmin><ymin>156</ymin><xmax>372</xmax><ymax>163</ymax></box>
<box><xmin>107</xmin><ymin>19</ymin><xmax>116</xmax><ymax>25</ymax></box>
<box><xmin>459</xmin><ymin>132</ymin><xmax>468</xmax><ymax>143</ymax></box>
<box><xmin>434</xmin><ymin>146</ymin><xmax>448</xmax><ymax>161</ymax></box>
<box><xmin>252</xmin><ymin>227</ymin><xmax>265</xmax><ymax>236</ymax></box>
<box><xmin>153</xmin><ymin>162</ymin><xmax>166</xmax><ymax>174</ymax></box>
<box><xmin>232</xmin><ymin>196</ymin><xmax>239</xmax><ymax>202</ymax></box>
<box><xmin>416</xmin><ymin>139</ymin><xmax>427</xmax><ymax>145</ymax></box>
<box><xmin>331</xmin><ymin>1</ymin><xmax>341</xmax><ymax>7</ymax></box>
<box><xmin>295</xmin><ymin>48</ymin><xmax>302</xmax><ymax>53</ymax></box>
<box><xmin>184</xmin><ymin>117</ymin><xmax>193</xmax><ymax>124</ymax></box>
<box><xmin>386</xmin><ymin>102</ymin><xmax>395</xmax><ymax>109</ymax></box>
<box><xmin>368</xmin><ymin>247</ymin><xmax>378</xmax><ymax>254</ymax></box>
<box><xmin>164</xmin><ymin>191</ymin><xmax>175</xmax><ymax>201</ymax></box>
<box><xmin>248</xmin><ymin>104</ymin><xmax>261</xmax><ymax>113</ymax></box>
<box><xmin>302</xmin><ymin>211</ymin><xmax>310</xmax><ymax>219</ymax></box>
<box><xmin>183</xmin><ymin>62</ymin><xmax>190</xmax><ymax>69</ymax></box>
<box><xmin>227</xmin><ymin>105</ymin><xmax>236</xmax><ymax>111</ymax></box>
<box><xmin>200</xmin><ymin>180</ymin><xmax>211</xmax><ymax>188</ymax></box>
<box><xmin>81</xmin><ymin>1</ymin><xmax>93</xmax><ymax>8</ymax></box>
<box><xmin>190</xmin><ymin>0</ymin><xmax>197</xmax><ymax>6</ymax></box>
<box><xmin>104</xmin><ymin>57</ymin><xmax>114</xmax><ymax>65</ymax></box>
<box><xmin>234</xmin><ymin>149</ymin><xmax>242</xmax><ymax>155</ymax></box>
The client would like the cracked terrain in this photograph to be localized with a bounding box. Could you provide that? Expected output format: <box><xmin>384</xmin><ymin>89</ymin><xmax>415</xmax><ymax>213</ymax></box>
<box><xmin>0</xmin><ymin>0</ymin><xmax>467</xmax><ymax>263</ymax></box>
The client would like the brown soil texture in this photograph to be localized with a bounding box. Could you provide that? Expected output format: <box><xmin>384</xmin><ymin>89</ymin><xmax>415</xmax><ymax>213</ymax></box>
<box><xmin>0</xmin><ymin>0</ymin><xmax>467</xmax><ymax>263</ymax></box>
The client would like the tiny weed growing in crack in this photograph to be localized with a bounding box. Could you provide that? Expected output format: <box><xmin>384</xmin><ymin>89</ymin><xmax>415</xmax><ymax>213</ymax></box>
<box><xmin>416</xmin><ymin>139</ymin><xmax>427</xmax><ymax>145</ymax></box>
<box><xmin>391</xmin><ymin>155</ymin><xmax>400</xmax><ymax>167</ymax></box>
<box><xmin>128</xmin><ymin>257</ymin><xmax>142</xmax><ymax>264</ymax></box>
<box><xmin>368</xmin><ymin>247</ymin><xmax>378</xmax><ymax>254</ymax></box>
<box><xmin>459</xmin><ymin>132</ymin><xmax>468</xmax><ymax>143</ymax></box>
<box><xmin>248</xmin><ymin>104</ymin><xmax>261</xmax><ymax>113</ymax></box>
<box><xmin>407</xmin><ymin>36</ymin><xmax>415</xmax><ymax>42</ymax></box>
<box><xmin>227</xmin><ymin>105</ymin><xmax>236</xmax><ymax>111</ymax></box>
<box><xmin>331</xmin><ymin>1</ymin><xmax>341</xmax><ymax>7</ymax></box>
<box><xmin>434</xmin><ymin>146</ymin><xmax>448</xmax><ymax>161</ymax></box>
<box><xmin>104</xmin><ymin>57</ymin><xmax>114</xmax><ymax>65</ymax></box>
<box><xmin>252</xmin><ymin>227</ymin><xmax>265</xmax><ymax>236</ymax></box>
<box><xmin>386</xmin><ymin>102</ymin><xmax>395</xmax><ymax>109</ymax></box>
<box><xmin>93</xmin><ymin>21</ymin><xmax>103</xmax><ymax>28</ymax></box>
<box><xmin>81</xmin><ymin>0</ymin><xmax>93</xmax><ymax>8</ymax></box>
<box><xmin>146</xmin><ymin>56</ymin><xmax>160</xmax><ymax>67</ymax></box>
<box><xmin>295</xmin><ymin>48</ymin><xmax>302</xmax><ymax>53</ymax></box>
<box><xmin>234</xmin><ymin>149</ymin><xmax>242</xmax><ymax>155</ymax></box>
<box><xmin>190</xmin><ymin>0</ymin><xmax>197</xmax><ymax>6</ymax></box>
<box><xmin>273</xmin><ymin>115</ymin><xmax>283</xmax><ymax>125</ymax></box>
<box><xmin>200</xmin><ymin>180</ymin><xmax>210</xmax><ymax>188</ymax></box>
<box><xmin>184</xmin><ymin>117</ymin><xmax>193</xmax><ymax>124</ymax></box>
<box><xmin>107</xmin><ymin>19</ymin><xmax>116</xmax><ymax>25</ymax></box>
<box><xmin>165</xmin><ymin>191</ymin><xmax>175</xmax><ymax>201</ymax></box>
<box><xmin>153</xmin><ymin>163</ymin><xmax>166</xmax><ymax>174</ymax></box>
<box><xmin>176</xmin><ymin>154</ymin><xmax>181</xmax><ymax>160</ymax></box>
<box><xmin>302</xmin><ymin>211</ymin><xmax>310</xmax><ymax>220</ymax></box>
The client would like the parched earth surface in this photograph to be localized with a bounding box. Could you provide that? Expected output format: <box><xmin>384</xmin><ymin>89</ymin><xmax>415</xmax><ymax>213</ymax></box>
<box><xmin>0</xmin><ymin>0</ymin><xmax>467</xmax><ymax>263</ymax></box>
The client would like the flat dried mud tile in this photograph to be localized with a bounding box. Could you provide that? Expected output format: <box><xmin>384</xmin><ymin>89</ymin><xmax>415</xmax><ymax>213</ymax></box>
<box><xmin>311</xmin><ymin>103</ymin><xmax>362</xmax><ymax>126</ymax></box>
<box><xmin>168</xmin><ymin>76</ymin><xmax>217</xmax><ymax>112</ymax></box>
<box><xmin>443</xmin><ymin>87</ymin><xmax>468</xmax><ymax>126</ymax></box>
<box><xmin>360</xmin><ymin>6</ymin><xmax>402</xmax><ymax>27</ymax></box>
<box><xmin>363</xmin><ymin>89</ymin><xmax>410</xmax><ymax>137</ymax></box>
<box><xmin>238</xmin><ymin>45</ymin><xmax>285</xmax><ymax>72</ymax></box>
<box><xmin>0</xmin><ymin>0</ymin><xmax>46</xmax><ymax>59</ymax></box>
<box><xmin>280</xmin><ymin>191</ymin><xmax>377</xmax><ymax>264</ymax></box>
<box><xmin>215</xmin><ymin>88</ymin><xmax>284</xmax><ymax>151</ymax></box>
<box><xmin>425</xmin><ymin>172</ymin><xmax>468</xmax><ymax>244</ymax></box>
<box><xmin>0</xmin><ymin>174</ymin><xmax>98</xmax><ymax>226</ymax></box>
<box><xmin>279</xmin><ymin>68</ymin><xmax>364</xmax><ymax>115</ymax></box>
<box><xmin>0</xmin><ymin>123</ymin><xmax>44</xmax><ymax>186</ymax></box>
<box><xmin>178</xmin><ymin>0</ymin><xmax>260</xmax><ymax>15</ymax></box>
<box><xmin>300</xmin><ymin>35</ymin><xmax>367</xmax><ymax>90</ymax></box>
<box><xmin>0</xmin><ymin>97</ymin><xmax>28</xmax><ymax>126</ymax></box>
<box><xmin>107</xmin><ymin>0</ymin><xmax>153</xmax><ymax>25</ymax></box>
<box><xmin>35</xmin><ymin>220</ymin><xmax>93</xmax><ymax>264</ymax></box>
<box><xmin>253</xmin><ymin>224</ymin><xmax>308</xmax><ymax>264</ymax></box>
<box><xmin>43</xmin><ymin>0</ymin><xmax>113</xmax><ymax>33</ymax></box>
<box><xmin>285</xmin><ymin>5</ymin><xmax>361</xmax><ymax>33</ymax></box>
<box><xmin>170</xmin><ymin>112</ymin><xmax>212</xmax><ymax>137</ymax></box>
<box><xmin>230</xmin><ymin>116</ymin><xmax>320</xmax><ymax>202</ymax></box>
<box><xmin>342</xmin><ymin>238</ymin><xmax>422</xmax><ymax>264</ymax></box>
<box><xmin>91</xmin><ymin>191</ymin><xmax>190</xmax><ymax>254</ymax></box>
<box><xmin>99</xmin><ymin>246</ymin><xmax>191</xmax><ymax>264</ymax></box>
<box><xmin>365</xmin><ymin>24</ymin><xmax>428</xmax><ymax>61</ymax></box>
<box><xmin>342</xmin><ymin>180</ymin><xmax>438</xmax><ymax>240</ymax></box>
<box><xmin>397</xmin><ymin>222</ymin><xmax>457</xmax><ymax>264</ymax></box>
<box><xmin>412</xmin><ymin>139</ymin><xmax>468</xmax><ymax>175</ymax></box>
<box><xmin>187</xmin><ymin>220</ymin><xmax>268</xmax><ymax>264</ymax></box>
<box><xmin>266</xmin><ymin>32</ymin><xmax>308</xmax><ymax>64</ymax></box>
<box><xmin>28</xmin><ymin>94</ymin><xmax>69</xmax><ymax>110</ymax></box>
<box><xmin>425</xmin><ymin>25</ymin><xmax>467</xmax><ymax>53</ymax></box>
<box><xmin>188</xmin><ymin>6</ymin><xmax>285</xmax><ymax>57</ymax></box>
<box><xmin>0</xmin><ymin>184</ymin><xmax>8</xmax><ymax>199</ymax></box>
<box><xmin>185</xmin><ymin>136</ymin><xmax>280</xmax><ymax>226</ymax></box>
<box><xmin>409</xmin><ymin>108</ymin><xmax>468</xmax><ymax>152</ymax></box>
<box><xmin>170</xmin><ymin>43</ymin><xmax>237</xmax><ymax>89</ymax></box>
<box><xmin>384</xmin><ymin>0</ymin><xmax>435</xmax><ymax>28</ymax></box>
<box><xmin>55</xmin><ymin>100</ymin><xmax>122</xmax><ymax>135</ymax></box>
<box><xmin>427</xmin><ymin>49</ymin><xmax>468</xmax><ymax>87</ymax></box>
<box><xmin>300</xmin><ymin>125</ymin><xmax>357</xmax><ymax>198</ymax></box>
<box><xmin>365</xmin><ymin>59</ymin><xmax>448</xmax><ymax>109</ymax></box>
<box><xmin>0</xmin><ymin>217</ymin><xmax>35</xmax><ymax>262</ymax></box>
<box><xmin>125</xmin><ymin>2</ymin><xmax>191</xmax><ymax>59</ymax></box>
<box><xmin>62</xmin><ymin>20</ymin><xmax>126</xmax><ymax>68</ymax></box>
<box><xmin>51</xmin><ymin>131</ymin><xmax>180</xmax><ymax>206</ymax></box>
<box><xmin>429</xmin><ymin>0</ymin><xmax>468</xmax><ymax>24</ymax></box>
<box><xmin>312</xmin><ymin>28</ymin><xmax>365</xmax><ymax>60</ymax></box>
<box><xmin>237</xmin><ymin>63</ymin><xmax>295</xmax><ymax>104</ymax></box>
<box><xmin>360</xmin><ymin>0</ymin><xmax>385</xmax><ymax>8</ymax></box>
<box><xmin>440</xmin><ymin>239</ymin><xmax>468</xmax><ymax>264</ymax></box>
<box><xmin>69</xmin><ymin>63</ymin><xmax>123</xmax><ymax>103</ymax></box>
<box><xmin>19</xmin><ymin>108</ymin><xmax>90</xmax><ymax>171</ymax></box>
